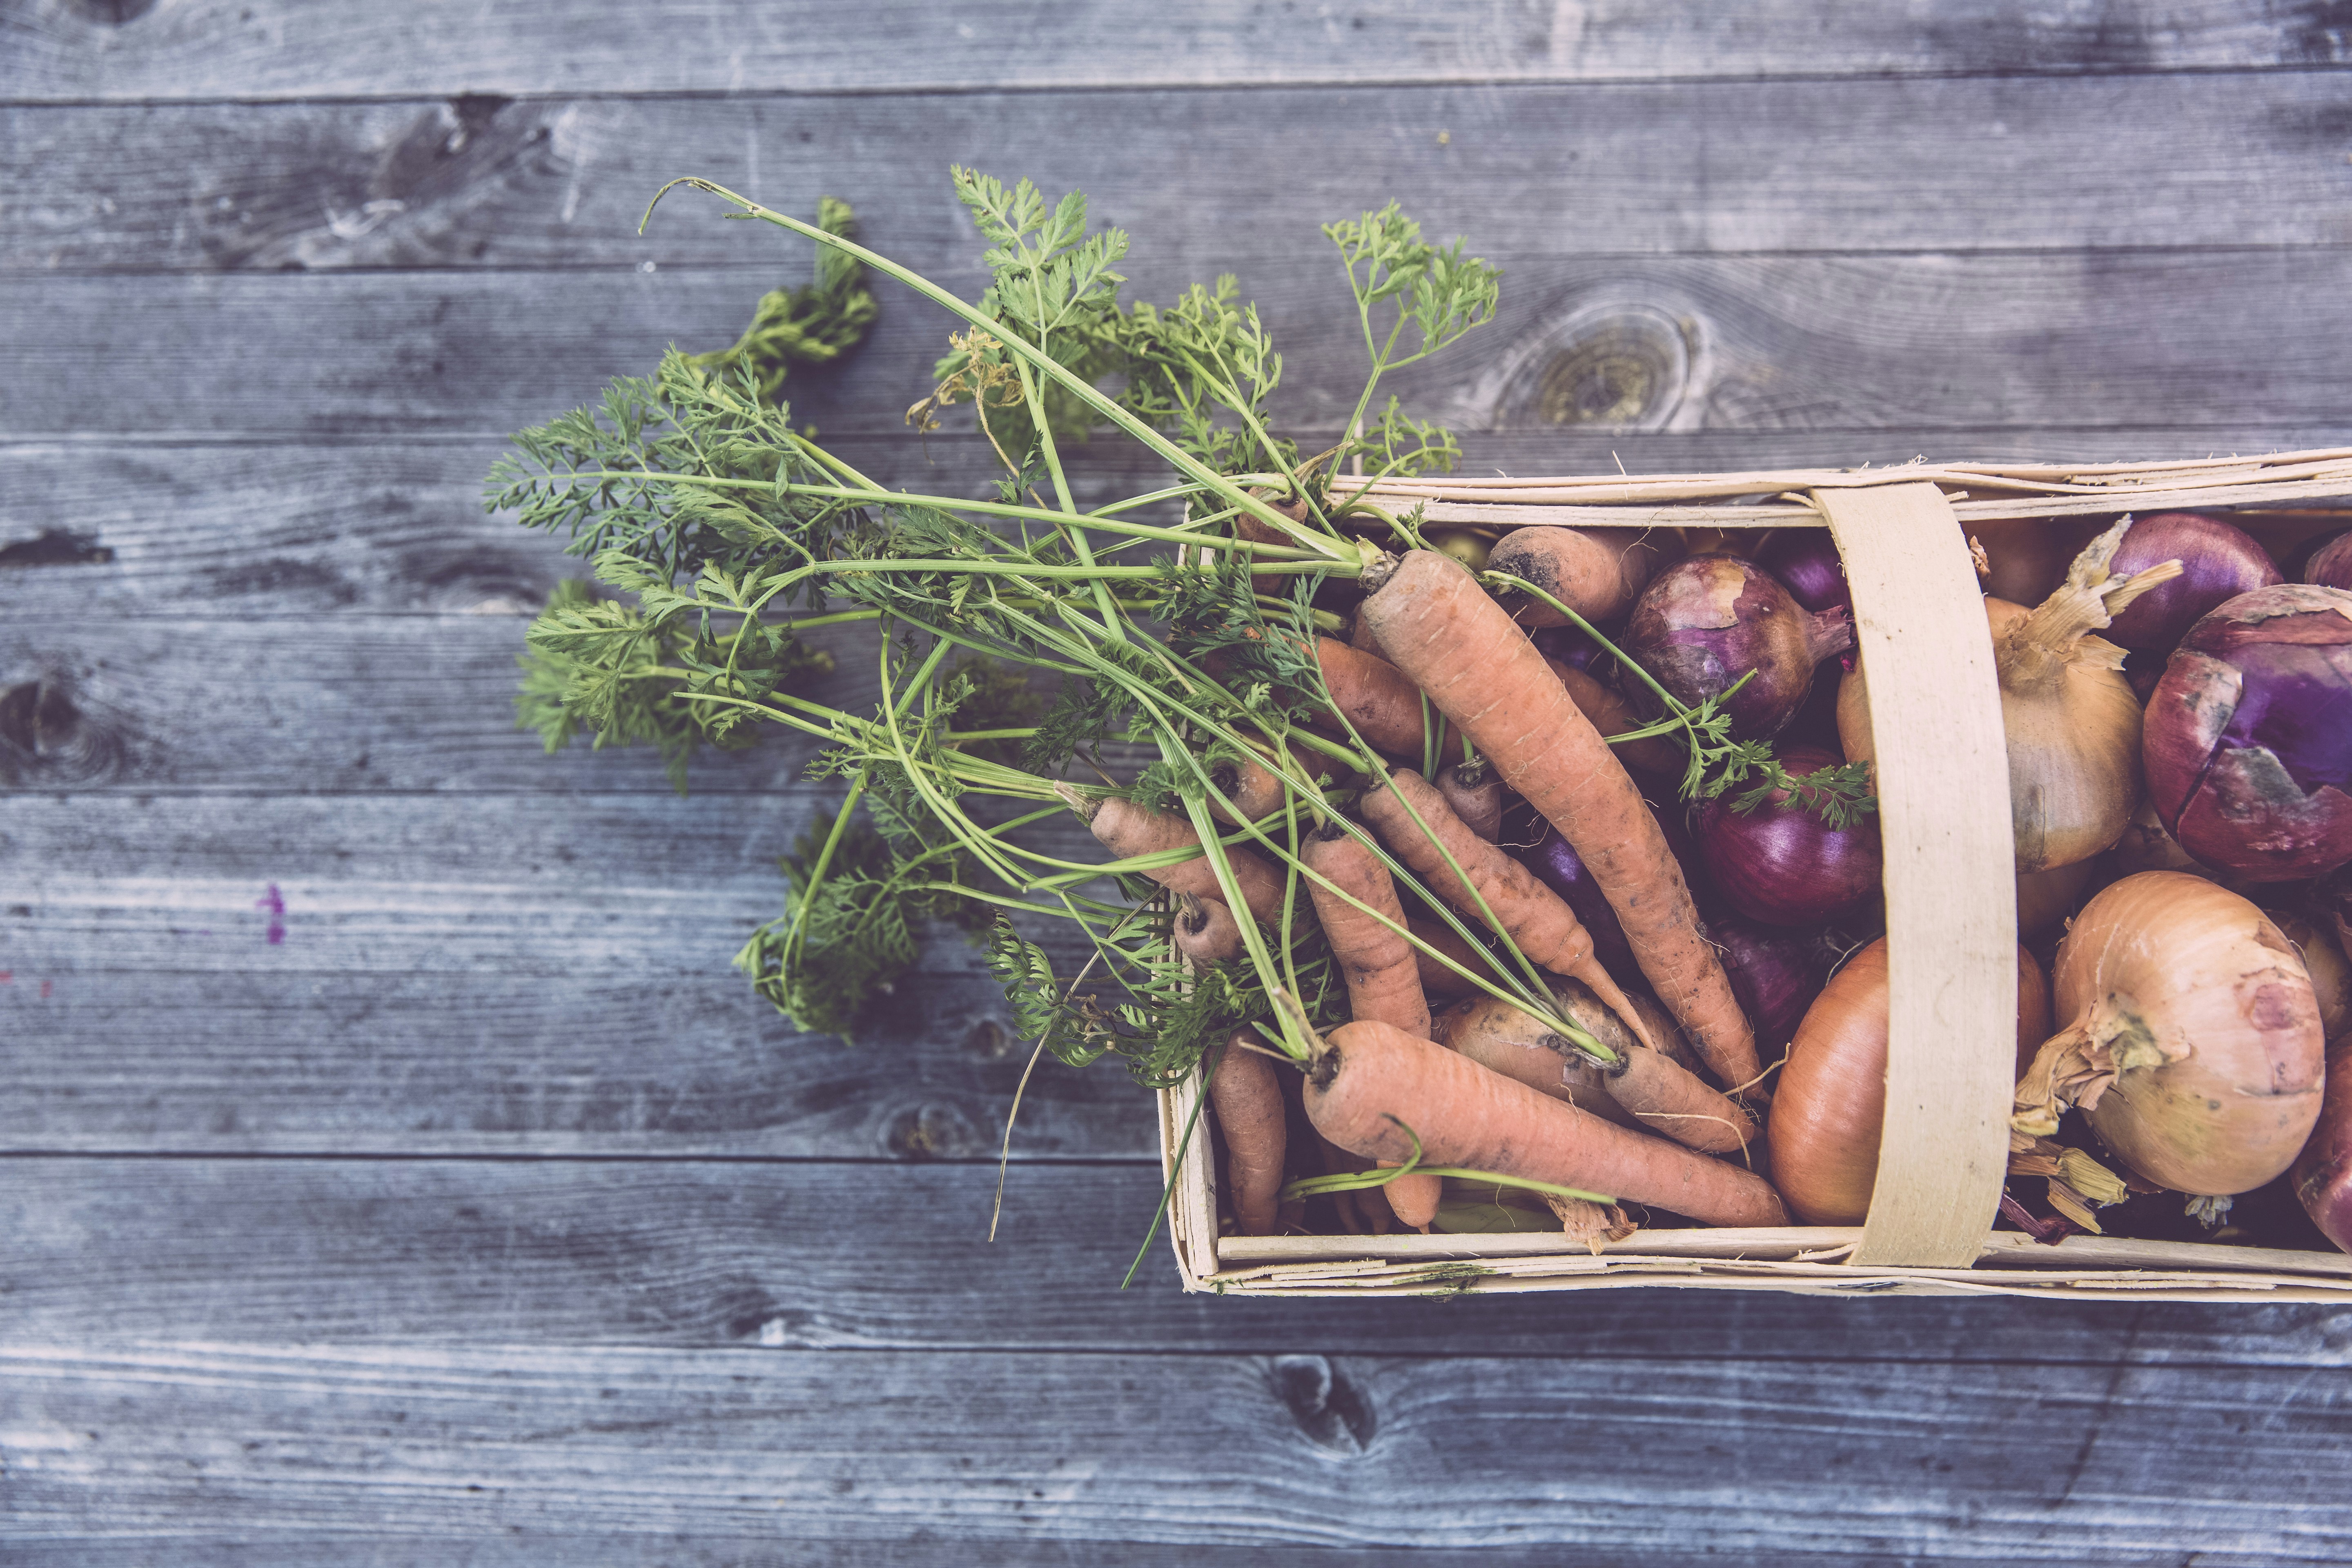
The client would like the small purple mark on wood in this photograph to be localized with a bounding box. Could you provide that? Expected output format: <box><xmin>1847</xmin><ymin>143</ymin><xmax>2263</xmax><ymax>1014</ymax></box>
<box><xmin>256</xmin><ymin>883</ymin><xmax>286</xmax><ymax>944</ymax></box>
<box><xmin>39</xmin><ymin>979</ymin><xmax>51</xmax><ymax>999</ymax></box>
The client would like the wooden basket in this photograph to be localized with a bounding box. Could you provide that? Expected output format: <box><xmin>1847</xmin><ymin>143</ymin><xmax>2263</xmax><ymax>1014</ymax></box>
<box><xmin>1159</xmin><ymin>449</ymin><xmax>2352</xmax><ymax>1301</ymax></box>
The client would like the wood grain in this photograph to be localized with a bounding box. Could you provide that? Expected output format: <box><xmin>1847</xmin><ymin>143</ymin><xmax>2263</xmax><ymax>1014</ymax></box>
<box><xmin>13</xmin><ymin>249</ymin><xmax>2352</xmax><ymax>442</ymax></box>
<box><xmin>11</xmin><ymin>0</ymin><xmax>2350</xmax><ymax>100</ymax></box>
<box><xmin>12</xmin><ymin>1156</ymin><xmax>2352</xmax><ymax>1360</ymax></box>
<box><xmin>18</xmin><ymin>429</ymin><xmax>2352</xmax><ymax>620</ymax></box>
<box><xmin>17</xmin><ymin>74</ymin><xmax>2352</xmax><ymax>274</ymax></box>
<box><xmin>7</xmin><ymin>1340</ymin><xmax>2350</xmax><ymax>1557</ymax></box>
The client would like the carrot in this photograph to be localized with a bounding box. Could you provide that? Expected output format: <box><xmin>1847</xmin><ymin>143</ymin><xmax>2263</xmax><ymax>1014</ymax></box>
<box><xmin>1304</xmin><ymin>1019</ymin><xmax>1788</xmax><ymax>1227</ymax></box>
<box><xmin>1061</xmin><ymin>787</ymin><xmax>1285</xmax><ymax>922</ymax></box>
<box><xmin>1203</xmin><ymin>746</ymin><xmax>1288</xmax><ymax>826</ymax></box>
<box><xmin>1437</xmin><ymin>757</ymin><xmax>1504</xmax><ymax>842</ymax></box>
<box><xmin>1432</xmin><ymin>993</ymin><xmax>1641</xmax><ymax>1130</ymax></box>
<box><xmin>1316</xmin><ymin>1131</ymin><xmax>1395</xmax><ymax>1234</ymax></box>
<box><xmin>1409</xmin><ymin>916</ymin><xmax>1490</xmax><ymax>1000</ymax></box>
<box><xmin>1358</xmin><ymin>767</ymin><xmax>1658</xmax><ymax>1054</ymax></box>
<box><xmin>1208</xmin><ymin>1030</ymin><xmax>1287</xmax><ymax>1237</ymax></box>
<box><xmin>1347</xmin><ymin>606</ymin><xmax>1384</xmax><ymax>654</ymax></box>
<box><xmin>1301</xmin><ymin>820</ymin><xmax>1440</xmax><ymax>1229</ymax></box>
<box><xmin>1488</xmin><ymin>525</ymin><xmax>1664</xmax><ymax>628</ymax></box>
<box><xmin>1552</xmin><ymin>661</ymin><xmax>1681</xmax><ymax>777</ymax></box>
<box><xmin>1171</xmin><ymin>892</ymin><xmax>1244</xmax><ymax>968</ymax></box>
<box><xmin>1312</xmin><ymin>637</ymin><xmax>1453</xmax><ymax>759</ymax></box>
<box><xmin>1361</xmin><ymin>550</ymin><xmax>1762</xmax><ymax>1092</ymax></box>
<box><xmin>1235</xmin><ymin>491</ymin><xmax>1311</xmax><ymax>597</ymax></box>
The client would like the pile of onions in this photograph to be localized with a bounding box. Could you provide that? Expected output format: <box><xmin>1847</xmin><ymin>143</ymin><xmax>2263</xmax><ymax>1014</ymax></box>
<box><xmin>2100</xmin><ymin>512</ymin><xmax>2283</xmax><ymax>655</ymax></box>
<box><xmin>2307</xmin><ymin>531</ymin><xmax>2352</xmax><ymax>592</ymax></box>
<box><xmin>1768</xmin><ymin>939</ymin><xmax>2051</xmax><ymax>1225</ymax></box>
<box><xmin>2143</xmin><ymin>584</ymin><xmax>2352</xmax><ymax>882</ymax></box>
<box><xmin>2014</xmin><ymin>871</ymin><xmax>2323</xmax><ymax>1200</ymax></box>
<box><xmin>1620</xmin><ymin>554</ymin><xmax>1853</xmax><ymax>739</ymax></box>
<box><xmin>1840</xmin><ymin>517</ymin><xmax>2181</xmax><ymax>873</ymax></box>
<box><xmin>1690</xmin><ymin>744</ymin><xmax>1882</xmax><ymax>927</ymax></box>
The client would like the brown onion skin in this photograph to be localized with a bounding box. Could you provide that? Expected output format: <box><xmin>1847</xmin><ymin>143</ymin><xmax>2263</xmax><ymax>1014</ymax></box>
<box><xmin>1690</xmin><ymin>744</ymin><xmax>1883</xmax><ymax>928</ymax></box>
<box><xmin>2017</xmin><ymin>859</ymin><xmax>2100</xmax><ymax>940</ymax></box>
<box><xmin>2103</xmin><ymin>512</ymin><xmax>2285</xmax><ymax>654</ymax></box>
<box><xmin>1771</xmin><ymin>939</ymin><xmax>2047</xmax><ymax>1224</ymax></box>
<box><xmin>2143</xmin><ymin>584</ymin><xmax>2352</xmax><ymax>883</ymax></box>
<box><xmin>2049</xmin><ymin>871</ymin><xmax>2324</xmax><ymax>1196</ymax></box>
<box><xmin>2295</xmin><ymin>1033</ymin><xmax>2352</xmax><ymax>1252</ymax></box>
<box><xmin>2015</xmin><ymin>947</ymin><xmax>2055</xmax><ymax>1078</ymax></box>
<box><xmin>1621</xmin><ymin>555</ymin><xmax>1854</xmax><ymax>740</ymax></box>
<box><xmin>2272</xmin><ymin>911</ymin><xmax>2352</xmax><ymax>1041</ymax></box>
<box><xmin>1969</xmin><ymin>516</ymin><xmax>2106</xmax><ymax>608</ymax></box>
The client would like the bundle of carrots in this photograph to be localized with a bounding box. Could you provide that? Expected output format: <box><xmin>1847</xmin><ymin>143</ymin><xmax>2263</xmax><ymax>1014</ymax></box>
<box><xmin>492</xmin><ymin>168</ymin><xmax>2352</xmax><ymax>1262</ymax></box>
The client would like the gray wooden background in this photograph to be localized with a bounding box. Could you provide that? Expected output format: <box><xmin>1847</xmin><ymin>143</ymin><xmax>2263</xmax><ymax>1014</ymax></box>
<box><xmin>9</xmin><ymin>2</ymin><xmax>2352</xmax><ymax>1561</ymax></box>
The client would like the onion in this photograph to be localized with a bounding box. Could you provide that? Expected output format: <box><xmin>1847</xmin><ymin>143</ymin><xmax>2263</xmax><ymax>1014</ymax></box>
<box><xmin>2101</xmin><ymin>512</ymin><xmax>2284</xmax><ymax>655</ymax></box>
<box><xmin>1769</xmin><ymin>938</ymin><xmax>2049</xmax><ymax>1225</ymax></box>
<box><xmin>2014</xmin><ymin>946</ymin><xmax>2055</xmax><ymax>1077</ymax></box>
<box><xmin>1515</xmin><ymin>818</ymin><xmax>1639</xmax><ymax>984</ymax></box>
<box><xmin>1529</xmin><ymin>624</ymin><xmax>1603</xmax><ymax>670</ymax></box>
<box><xmin>1840</xmin><ymin>517</ymin><xmax>2181</xmax><ymax>873</ymax></box>
<box><xmin>2015</xmin><ymin>871</ymin><xmax>2324</xmax><ymax>1198</ymax></box>
<box><xmin>2142</xmin><ymin>584</ymin><xmax>2352</xmax><ymax>883</ymax></box>
<box><xmin>1755</xmin><ymin>529</ymin><xmax>1852</xmax><ymax>618</ymax></box>
<box><xmin>2306</xmin><ymin>530</ymin><xmax>2352</xmax><ymax>592</ymax></box>
<box><xmin>1705</xmin><ymin>909</ymin><xmax>1831</xmax><ymax>1054</ymax></box>
<box><xmin>1690</xmin><ymin>744</ymin><xmax>1882</xmax><ymax>927</ymax></box>
<box><xmin>1620</xmin><ymin>554</ymin><xmax>1853</xmax><ymax>739</ymax></box>
<box><xmin>1967</xmin><ymin>515</ymin><xmax>2106</xmax><ymax>607</ymax></box>
<box><xmin>2294</xmin><ymin>1033</ymin><xmax>2352</xmax><ymax>1253</ymax></box>
<box><xmin>2271</xmin><ymin>910</ymin><xmax>2351</xmax><ymax>1041</ymax></box>
<box><xmin>2016</xmin><ymin>858</ymin><xmax>2100</xmax><ymax>940</ymax></box>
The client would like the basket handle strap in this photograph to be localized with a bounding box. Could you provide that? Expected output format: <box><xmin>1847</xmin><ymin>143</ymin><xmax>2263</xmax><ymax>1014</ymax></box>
<box><xmin>1813</xmin><ymin>482</ymin><xmax>2015</xmax><ymax>1268</ymax></box>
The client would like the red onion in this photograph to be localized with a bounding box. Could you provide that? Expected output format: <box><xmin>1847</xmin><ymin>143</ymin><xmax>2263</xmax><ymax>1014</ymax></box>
<box><xmin>1704</xmin><ymin>909</ymin><xmax>1832</xmax><ymax>1052</ymax></box>
<box><xmin>1514</xmin><ymin>820</ymin><xmax>1638</xmax><ymax>984</ymax></box>
<box><xmin>2145</xmin><ymin>584</ymin><xmax>2352</xmax><ymax>882</ymax></box>
<box><xmin>1528</xmin><ymin>624</ymin><xmax>1603</xmax><ymax>672</ymax></box>
<box><xmin>1755</xmin><ymin>529</ymin><xmax>1852</xmax><ymax>618</ymax></box>
<box><xmin>1619</xmin><ymin>555</ymin><xmax>1853</xmax><ymax>739</ymax></box>
<box><xmin>2293</xmin><ymin>1032</ymin><xmax>2352</xmax><ymax>1254</ymax></box>
<box><xmin>1690</xmin><ymin>744</ymin><xmax>1882</xmax><ymax>927</ymax></box>
<box><xmin>2102</xmin><ymin>512</ymin><xmax>2283</xmax><ymax>655</ymax></box>
<box><xmin>2307</xmin><ymin>530</ymin><xmax>2352</xmax><ymax>593</ymax></box>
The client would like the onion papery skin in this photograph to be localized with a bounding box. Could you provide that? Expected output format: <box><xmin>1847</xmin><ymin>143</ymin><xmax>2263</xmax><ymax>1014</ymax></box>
<box><xmin>2103</xmin><ymin>512</ymin><xmax>2284</xmax><ymax>655</ymax></box>
<box><xmin>1706</xmin><ymin>909</ymin><xmax>1832</xmax><ymax>1054</ymax></box>
<box><xmin>2047</xmin><ymin>871</ymin><xmax>2324</xmax><ymax>1197</ymax></box>
<box><xmin>1691</xmin><ymin>745</ymin><xmax>1883</xmax><ymax>927</ymax></box>
<box><xmin>2143</xmin><ymin>584</ymin><xmax>2352</xmax><ymax>883</ymax></box>
<box><xmin>1768</xmin><ymin>938</ymin><xmax>2049</xmax><ymax>1224</ymax></box>
<box><xmin>2271</xmin><ymin>910</ymin><xmax>2351</xmax><ymax>1041</ymax></box>
<box><xmin>2307</xmin><ymin>532</ymin><xmax>2352</xmax><ymax>592</ymax></box>
<box><xmin>1620</xmin><ymin>555</ymin><xmax>1854</xmax><ymax>741</ymax></box>
<box><xmin>2294</xmin><ymin>1033</ymin><xmax>2352</xmax><ymax>1252</ymax></box>
<box><xmin>2017</xmin><ymin>858</ymin><xmax>2101</xmax><ymax>940</ymax></box>
<box><xmin>2015</xmin><ymin>946</ymin><xmax>2056</xmax><ymax>1078</ymax></box>
<box><xmin>1969</xmin><ymin>515</ymin><xmax>2105</xmax><ymax>608</ymax></box>
<box><xmin>1768</xmin><ymin>940</ymin><xmax>1892</xmax><ymax>1225</ymax></box>
<box><xmin>1756</xmin><ymin>529</ymin><xmax>1852</xmax><ymax>618</ymax></box>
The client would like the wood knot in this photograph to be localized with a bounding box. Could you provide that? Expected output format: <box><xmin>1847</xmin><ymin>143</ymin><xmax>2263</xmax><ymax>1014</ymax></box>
<box><xmin>1495</xmin><ymin>302</ymin><xmax>1693</xmax><ymax>431</ymax></box>
<box><xmin>72</xmin><ymin>0</ymin><xmax>158</xmax><ymax>24</ymax></box>
<box><xmin>1269</xmin><ymin>1355</ymin><xmax>1376</xmax><ymax>1456</ymax></box>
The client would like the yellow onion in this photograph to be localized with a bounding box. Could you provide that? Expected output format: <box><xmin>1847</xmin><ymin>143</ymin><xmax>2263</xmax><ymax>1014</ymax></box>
<box><xmin>1841</xmin><ymin>517</ymin><xmax>2181</xmax><ymax>873</ymax></box>
<box><xmin>2014</xmin><ymin>871</ymin><xmax>2324</xmax><ymax>1198</ymax></box>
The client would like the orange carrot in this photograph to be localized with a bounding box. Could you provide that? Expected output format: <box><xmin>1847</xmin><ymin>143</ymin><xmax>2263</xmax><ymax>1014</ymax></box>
<box><xmin>1361</xmin><ymin>550</ymin><xmax>1762</xmax><ymax>1092</ymax></box>
<box><xmin>1488</xmin><ymin>526</ymin><xmax>1665</xmax><ymax>628</ymax></box>
<box><xmin>1432</xmin><ymin>993</ymin><xmax>1641</xmax><ymax>1130</ymax></box>
<box><xmin>1312</xmin><ymin>637</ymin><xmax>1453</xmax><ymax>759</ymax></box>
<box><xmin>1358</xmin><ymin>768</ymin><xmax>1658</xmax><ymax>1056</ymax></box>
<box><xmin>1552</xmin><ymin>662</ymin><xmax>1680</xmax><ymax>777</ymax></box>
<box><xmin>1305</xmin><ymin>1019</ymin><xmax>1787</xmax><ymax>1228</ymax></box>
<box><xmin>1409</xmin><ymin>916</ymin><xmax>1491</xmax><ymax>1001</ymax></box>
<box><xmin>1300</xmin><ymin>821</ymin><xmax>1440</xmax><ymax>1228</ymax></box>
<box><xmin>1208</xmin><ymin>1031</ymin><xmax>1287</xmax><ymax>1237</ymax></box>
<box><xmin>1062</xmin><ymin>787</ymin><xmax>1285</xmax><ymax>922</ymax></box>
<box><xmin>1171</xmin><ymin>892</ymin><xmax>1244</xmax><ymax>968</ymax></box>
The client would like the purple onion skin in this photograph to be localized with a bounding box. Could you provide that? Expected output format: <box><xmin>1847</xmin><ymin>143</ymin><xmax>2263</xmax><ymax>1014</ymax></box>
<box><xmin>1705</xmin><ymin>909</ymin><xmax>1832</xmax><ymax>1051</ymax></box>
<box><xmin>1528</xmin><ymin>624</ymin><xmax>1603</xmax><ymax>672</ymax></box>
<box><xmin>1756</xmin><ymin>529</ymin><xmax>1852</xmax><ymax>618</ymax></box>
<box><xmin>2294</xmin><ymin>1034</ymin><xmax>2352</xmax><ymax>1254</ymax></box>
<box><xmin>2308</xmin><ymin>531</ymin><xmax>2352</xmax><ymax>593</ymax></box>
<box><xmin>2103</xmin><ymin>512</ymin><xmax>2285</xmax><ymax>654</ymax></box>
<box><xmin>2145</xmin><ymin>584</ymin><xmax>2352</xmax><ymax>882</ymax></box>
<box><xmin>1621</xmin><ymin>555</ymin><xmax>1853</xmax><ymax>740</ymax></box>
<box><xmin>1690</xmin><ymin>744</ymin><xmax>1884</xmax><ymax>926</ymax></box>
<box><xmin>1515</xmin><ymin>820</ymin><xmax>1639</xmax><ymax>984</ymax></box>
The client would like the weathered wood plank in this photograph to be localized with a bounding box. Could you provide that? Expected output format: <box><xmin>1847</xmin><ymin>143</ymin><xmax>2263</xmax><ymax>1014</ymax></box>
<box><xmin>18</xmin><ymin>74</ymin><xmax>2352</xmax><ymax>274</ymax></box>
<box><xmin>11</xmin><ymin>1156</ymin><xmax>2352</xmax><ymax>1363</ymax></box>
<box><xmin>18</xmin><ymin>427</ymin><xmax>2352</xmax><ymax>620</ymax></box>
<box><xmin>11</xmin><ymin>0</ymin><xmax>2351</xmax><ymax>101</ymax></box>
<box><xmin>7</xmin><ymin>1339</ymin><xmax>2348</xmax><ymax>1557</ymax></box>
<box><xmin>13</xmin><ymin>249</ymin><xmax>2352</xmax><ymax>442</ymax></box>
